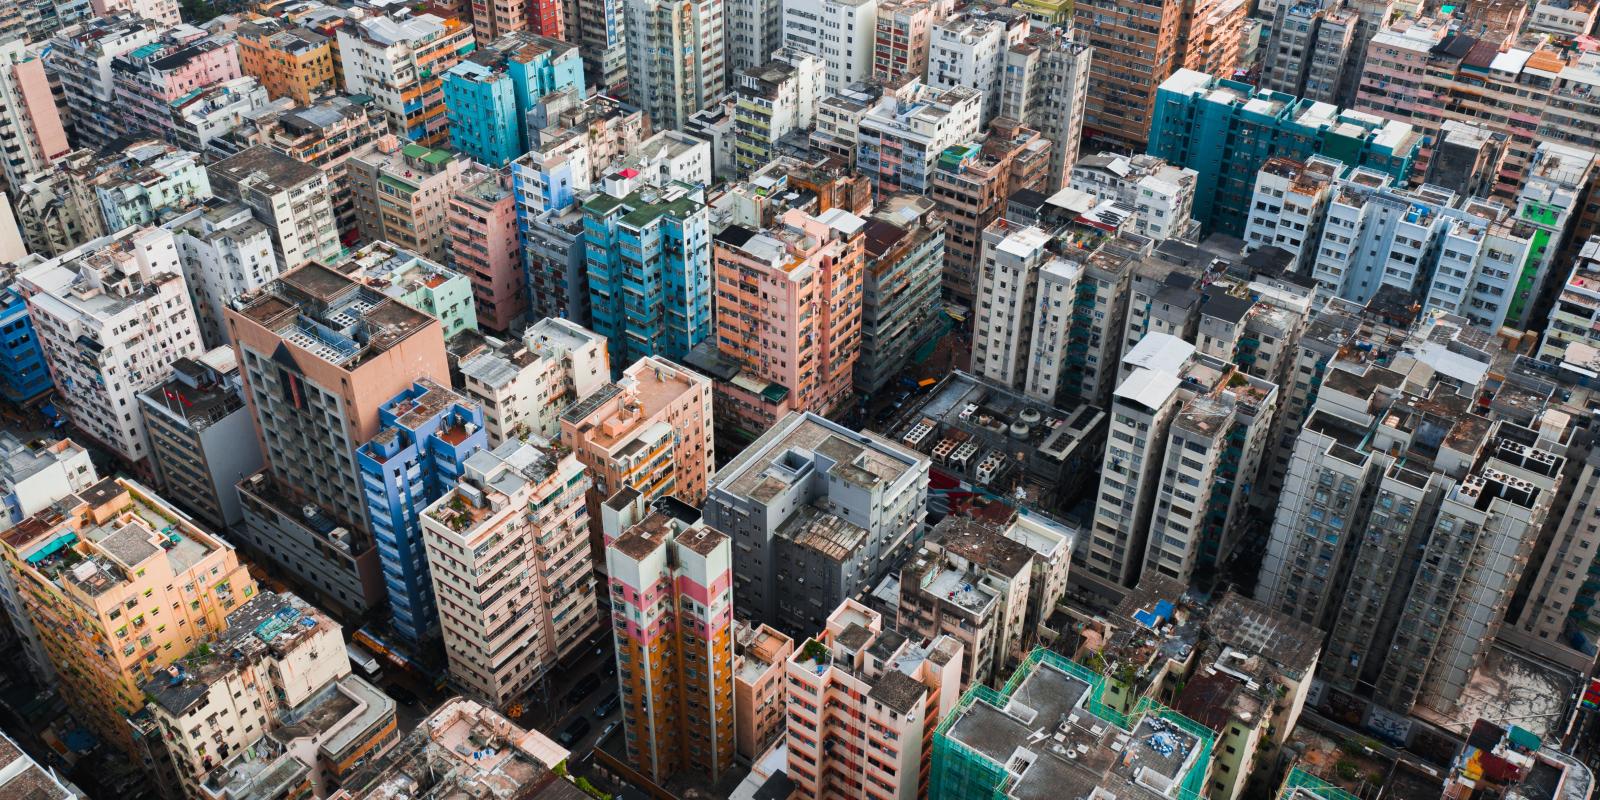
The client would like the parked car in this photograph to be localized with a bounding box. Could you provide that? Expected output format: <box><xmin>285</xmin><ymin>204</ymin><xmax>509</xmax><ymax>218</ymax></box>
<box><xmin>387</xmin><ymin>686</ymin><xmax>419</xmax><ymax>706</ymax></box>
<box><xmin>598</xmin><ymin>721</ymin><xmax>620</xmax><ymax>742</ymax></box>
<box><xmin>594</xmin><ymin>692</ymin><xmax>620</xmax><ymax>718</ymax></box>
<box><xmin>566</xmin><ymin>673</ymin><xmax>603</xmax><ymax>704</ymax></box>
<box><xmin>555</xmin><ymin>717</ymin><xmax>592</xmax><ymax>746</ymax></box>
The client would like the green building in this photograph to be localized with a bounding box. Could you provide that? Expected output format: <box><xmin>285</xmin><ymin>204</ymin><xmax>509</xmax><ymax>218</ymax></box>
<box><xmin>931</xmin><ymin>647</ymin><xmax>1216</xmax><ymax>799</ymax></box>
<box><xmin>1149</xmin><ymin>68</ymin><xmax>1420</xmax><ymax>238</ymax></box>
<box><xmin>343</xmin><ymin>241</ymin><xmax>479</xmax><ymax>341</ymax></box>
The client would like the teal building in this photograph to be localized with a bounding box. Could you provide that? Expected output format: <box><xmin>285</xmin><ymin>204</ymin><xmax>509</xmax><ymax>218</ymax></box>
<box><xmin>443</xmin><ymin>32</ymin><xmax>585</xmax><ymax>166</ymax></box>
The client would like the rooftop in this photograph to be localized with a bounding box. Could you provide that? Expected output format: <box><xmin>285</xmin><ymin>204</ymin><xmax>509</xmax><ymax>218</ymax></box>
<box><xmin>233</xmin><ymin>262</ymin><xmax>436</xmax><ymax>370</ymax></box>
<box><xmin>715</xmin><ymin>412</ymin><xmax>924</xmax><ymax>502</ymax></box>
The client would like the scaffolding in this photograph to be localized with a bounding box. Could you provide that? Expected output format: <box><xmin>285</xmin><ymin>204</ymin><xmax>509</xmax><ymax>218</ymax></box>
<box><xmin>1277</xmin><ymin>767</ymin><xmax>1362</xmax><ymax>800</ymax></box>
<box><xmin>930</xmin><ymin>646</ymin><xmax>1217</xmax><ymax>800</ymax></box>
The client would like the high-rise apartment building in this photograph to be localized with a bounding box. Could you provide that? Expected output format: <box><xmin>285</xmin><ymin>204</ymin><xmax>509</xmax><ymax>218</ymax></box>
<box><xmin>785</xmin><ymin>598</ymin><xmax>962</xmax><ymax>800</ymax></box>
<box><xmin>561</xmin><ymin>356</ymin><xmax>715</xmax><ymax>554</ymax></box>
<box><xmin>695</xmin><ymin>208</ymin><xmax>865</xmax><ymax>437</ymax></box>
<box><xmin>164</xmin><ymin>200</ymin><xmax>278</xmax><ymax>349</ymax></box>
<box><xmin>783</xmin><ymin>0</ymin><xmax>878</xmax><ymax>97</ymax></box>
<box><xmin>47</xmin><ymin>14</ymin><xmax>163</xmax><ymax>149</ymax></box>
<box><xmin>568</xmin><ymin>0</ymin><xmax>628</xmax><ymax>96</ymax></box>
<box><xmin>872</xmin><ymin>0</ymin><xmax>950</xmax><ymax>84</ymax></box>
<box><xmin>582</xmin><ymin>180</ymin><xmax>713</xmax><ymax>366</ymax></box>
<box><xmin>110</xmin><ymin>31</ymin><xmax>241</xmax><ymax>142</ymax></box>
<box><xmin>442</xmin><ymin>32</ymin><xmax>585</xmax><ymax>166</ymax></box>
<box><xmin>1150</xmin><ymin>69</ymin><xmax>1421</xmax><ymax>237</ymax></box>
<box><xmin>732</xmin><ymin>50</ymin><xmax>825</xmax><ymax>175</ymax></box>
<box><xmin>704</xmin><ymin>411</ymin><xmax>929</xmax><ymax>634</ymax></box>
<box><xmin>927</xmin><ymin>9</ymin><xmax>1028</xmax><ymax>124</ymax></box>
<box><xmin>0</xmin><ymin>435</ymin><xmax>94</xmax><ymax>683</ymax></box>
<box><xmin>348</xmin><ymin>136</ymin><xmax>471</xmax><ymax>265</ymax></box>
<box><xmin>0</xmin><ymin>280</ymin><xmax>50</xmax><ymax>406</ymax></box>
<box><xmin>605</xmin><ymin>497</ymin><xmax>736</xmax><ymax>784</ymax></box>
<box><xmin>236</xmin><ymin>17</ymin><xmax>338</xmax><ymax>105</ymax></box>
<box><xmin>169</xmin><ymin>76</ymin><xmax>277</xmax><ymax>154</ymax></box>
<box><xmin>929</xmin><ymin>122</ymin><xmax>1052</xmax><ymax>302</ymax></box>
<box><xmin>474</xmin><ymin>0</ymin><xmax>565</xmax><ymax>40</ymax></box>
<box><xmin>733</xmin><ymin>621</ymin><xmax>792</xmax><ymax>761</ymax></box>
<box><xmin>447</xmin><ymin>168</ymin><xmax>524</xmax><ymax>332</ymax></box>
<box><xmin>0</xmin><ymin>478</ymin><xmax>257</xmax><ymax>753</ymax></box>
<box><xmin>341</xmin><ymin>241</ymin><xmax>480</xmax><ymax>341</ymax></box>
<box><xmin>337</xmin><ymin>10</ymin><xmax>476</xmax><ymax>146</ymax></box>
<box><xmin>137</xmin><ymin>349</ymin><xmax>264</xmax><ymax>533</ymax></box>
<box><xmin>1067</xmin><ymin>153</ymin><xmax>1199</xmax><ymax>243</ymax></box>
<box><xmin>1072</xmin><ymin>0</ymin><xmax>1184</xmax><ymax>152</ymax></box>
<box><xmin>227</xmin><ymin>262</ymin><xmax>450</xmax><ymax>618</ymax></box>
<box><xmin>623</xmin><ymin>0</ymin><xmax>724</xmax><ymax>130</ymax></box>
<box><xmin>15</xmin><ymin>227</ymin><xmax>204</xmax><ymax>472</ymax></box>
<box><xmin>998</xmin><ymin>26</ymin><xmax>1091</xmax><ymax>192</ymax></box>
<box><xmin>356</xmin><ymin>380</ymin><xmax>488</xmax><ymax>645</ymax></box>
<box><xmin>726</xmin><ymin>0</ymin><xmax>784</xmax><ymax>79</ymax></box>
<box><xmin>131</xmin><ymin>591</ymin><xmax>398</xmax><ymax>799</ymax></box>
<box><xmin>0</xmin><ymin>39</ymin><xmax>68</xmax><ymax>197</ymax></box>
<box><xmin>898</xmin><ymin>517</ymin><xmax>1035</xmax><ymax>688</ymax></box>
<box><xmin>854</xmin><ymin>81</ymin><xmax>983</xmax><ymax>195</ymax></box>
<box><xmin>1259</xmin><ymin>0</ymin><xmax>1358</xmax><ymax>104</ymax></box>
<box><xmin>232</xmin><ymin>96</ymin><xmax>381</xmax><ymax>248</ymax></box>
<box><xmin>1240</xmin><ymin>156</ymin><xmax>1340</xmax><ymax>274</ymax></box>
<box><xmin>66</xmin><ymin>141</ymin><xmax>212</xmax><ymax>235</ymax></box>
<box><xmin>421</xmin><ymin>437</ymin><xmax>599</xmax><ymax>706</ymax></box>
<box><xmin>88</xmin><ymin>0</ymin><xmax>178</xmax><ymax>26</ymax></box>
<box><xmin>857</xmin><ymin>195</ymin><xmax>946</xmax><ymax>394</ymax></box>
<box><xmin>459</xmin><ymin>318</ymin><xmax>609</xmax><ymax>444</ymax></box>
<box><xmin>209</xmin><ymin>144</ymin><xmax>343</xmax><ymax>268</ymax></box>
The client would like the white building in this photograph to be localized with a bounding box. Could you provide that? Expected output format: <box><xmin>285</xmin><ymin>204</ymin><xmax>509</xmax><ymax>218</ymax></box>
<box><xmin>208</xmin><ymin>144</ymin><xmax>342</xmax><ymax>268</ymax></box>
<box><xmin>733</xmin><ymin>49</ymin><xmax>825</xmax><ymax>173</ymax></box>
<box><xmin>927</xmin><ymin>10</ymin><xmax>1027</xmax><ymax>124</ymax></box>
<box><xmin>169</xmin><ymin>75</ymin><xmax>277</xmax><ymax>153</ymax></box>
<box><xmin>459</xmin><ymin>318</ymin><xmax>610</xmax><ymax>444</ymax></box>
<box><xmin>781</xmin><ymin>0</ymin><xmax>878</xmax><ymax>97</ymax></box>
<box><xmin>164</xmin><ymin>200</ymin><xmax>278</xmax><ymax>349</ymax></box>
<box><xmin>970</xmin><ymin>222</ymin><xmax>1056</xmax><ymax>394</ymax></box>
<box><xmin>15</xmin><ymin>226</ymin><xmax>204</xmax><ymax>468</ymax></box>
<box><xmin>624</xmin><ymin>0</ymin><xmax>725</xmax><ymax>130</ymax></box>
<box><xmin>855</xmin><ymin>80</ymin><xmax>981</xmax><ymax>194</ymax></box>
<box><xmin>1068</xmin><ymin>152</ymin><xmax>1200</xmax><ymax>242</ymax></box>
<box><xmin>46</xmin><ymin>13</ymin><xmax>163</xmax><ymax>150</ymax></box>
<box><xmin>1082</xmin><ymin>333</ymin><xmax>1194</xmax><ymax>591</ymax></box>
<box><xmin>620</xmin><ymin>129</ymin><xmax>715</xmax><ymax>188</ymax></box>
<box><xmin>88</xmin><ymin>142</ymin><xmax>212</xmax><ymax>234</ymax></box>
<box><xmin>89</xmin><ymin>0</ymin><xmax>179</xmax><ymax>27</ymax></box>
<box><xmin>0</xmin><ymin>435</ymin><xmax>95</xmax><ymax>682</ymax></box>
<box><xmin>1241</xmin><ymin>156</ymin><xmax>1340</xmax><ymax>274</ymax></box>
<box><xmin>727</xmin><ymin>0</ymin><xmax>785</xmax><ymax>78</ymax></box>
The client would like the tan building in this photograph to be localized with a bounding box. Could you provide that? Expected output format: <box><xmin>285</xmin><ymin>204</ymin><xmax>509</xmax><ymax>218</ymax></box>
<box><xmin>561</xmin><ymin>356</ymin><xmax>715</xmax><ymax>561</ymax></box>
<box><xmin>1076</xmin><ymin>0</ymin><xmax>1185</xmax><ymax>151</ymax></box>
<box><xmin>237</xmin><ymin>96</ymin><xmax>383</xmax><ymax>245</ymax></box>
<box><xmin>929</xmin><ymin>120</ymin><xmax>1052</xmax><ymax>303</ymax></box>
<box><xmin>458</xmin><ymin>318</ymin><xmax>610</xmax><ymax>446</ymax></box>
<box><xmin>899</xmin><ymin>517</ymin><xmax>1033</xmax><ymax>689</ymax></box>
<box><xmin>785</xmin><ymin>599</ymin><xmax>963</xmax><ymax>800</ymax></box>
<box><xmin>236</xmin><ymin>17</ymin><xmax>338</xmax><ymax>104</ymax></box>
<box><xmin>421</xmin><ymin>439</ymin><xmax>600</xmax><ymax>708</ymax></box>
<box><xmin>0</xmin><ymin>478</ymin><xmax>257</xmax><ymax>754</ymax></box>
<box><xmin>132</xmin><ymin>591</ymin><xmax>398</xmax><ymax>800</ymax></box>
<box><xmin>348</xmin><ymin>134</ymin><xmax>470</xmax><ymax>263</ymax></box>
<box><xmin>733</xmin><ymin>622</ymin><xmax>793</xmax><ymax>761</ymax></box>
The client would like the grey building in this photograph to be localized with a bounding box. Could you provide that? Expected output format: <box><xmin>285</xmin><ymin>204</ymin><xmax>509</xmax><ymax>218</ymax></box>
<box><xmin>137</xmin><ymin>349</ymin><xmax>264</xmax><ymax>532</ymax></box>
<box><xmin>856</xmin><ymin>195</ymin><xmax>946</xmax><ymax>394</ymax></box>
<box><xmin>704</xmin><ymin>412</ymin><xmax>930</xmax><ymax>636</ymax></box>
<box><xmin>1424</xmin><ymin>120</ymin><xmax>1508</xmax><ymax>201</ymax></box>
<box><xmin>1259</xmin><ymin>0</ymin><xmax>1357</xmax><ymax>104</ymax></box>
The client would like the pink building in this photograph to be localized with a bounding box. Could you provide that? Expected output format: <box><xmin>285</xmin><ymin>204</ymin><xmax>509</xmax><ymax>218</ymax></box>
<box><xmin>92</xmin><ymin>0</ymin><xmax>181</xmax><ymax>27</ymax></box>
<box><xmin>784</xmin><ymin>599</ymin><xmax>963</xmax><ymax>800</ymax></box>
<box><xmin>0</xmin><ymin>40</ymin><xmax>68</xmax><ymax>195</ymax></box>
<box><xmin>113</xmin><ymin>32</ymin><xmax>241</xmax><ymax>140</ymax></box>
<box><xmin>702</xmin><ymin>207</ymin><xmax>866</xmax><ymax>438</ymax></box>
<box><xmin>447</xmin><ymin>167</ymin><xmax>525</xmax><ymax>333</ymax></box>
<box><xmin>734</xmin><ymin>622</ymin><xmax>793</xmax><ymax>761</ymax></box>
<box><xmin>605</xmin><ymin>497</ymin><xmax>736</xmax><ymax>784</ymax></box>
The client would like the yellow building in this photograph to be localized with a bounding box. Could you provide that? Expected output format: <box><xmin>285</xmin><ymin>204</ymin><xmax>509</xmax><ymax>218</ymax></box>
<box><xmin>237</xmin><ymin>17</ymin><xmax>338</xmax><ymax>104</ymax></box>
<box><xmin>0</xmin><ymin>478</ymin><xmax>257</xmax><ymax>754</ymax></box>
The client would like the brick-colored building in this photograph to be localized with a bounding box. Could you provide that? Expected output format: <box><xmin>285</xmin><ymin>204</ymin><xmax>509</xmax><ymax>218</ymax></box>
<box><xmin>561</xmin><ymin>356</ymin><xmax>714</xmax><ymax>561</ymax></box>
<box><xmin>929</xmin><ymin>120</ymin><xmax>1051</xmax><ymax>303</ymax></box>
<box><xmin>447</xmin><ymin>167</ymin><xmax>524</xmax><ymax>332</ymax></box>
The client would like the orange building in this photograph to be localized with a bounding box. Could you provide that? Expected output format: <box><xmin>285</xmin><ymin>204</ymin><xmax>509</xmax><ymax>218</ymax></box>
<box><xmin>561</xmin><ymin>356</ymin><xmax>714</xmax><ymax>562</ymax></box>
<box><xmin>0</xmin><ymin>478</ymin><xmax>258</xmax><ymax>754</ymax></box>
<box><xmin>605</xmin><ymin>497</ymin><xmax>735</xmax><ymax>785</ymax></box>
<box><xmin>236</xmin><ymin>17</ymin><xmax>338</xmax><ymax>104</ymax></box>
<box><xmin>336</xmin><ymin>10</ymin><xmax>475</xmax><ymax>147</ymax></box>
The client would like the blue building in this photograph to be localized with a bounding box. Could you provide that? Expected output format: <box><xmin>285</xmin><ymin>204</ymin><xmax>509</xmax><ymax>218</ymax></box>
<box><xmin>1149</xmin><ymin>68</ymin><xmax>1421</xmax><ymax>237</ymax></box>
<box><xmin>0</xmin><ymin>284</ymin><xmax>51</xmax><ymax>404</ymax></box>
<box><xmin>443</xmin><ymin>32</ymin><xmax>585</xmax><ymax>166</ymax></box>
<box><xmin>583</xmin><ymin>180</ymin><xmax>713</xmax><ymax>368</ymax></box>
<box><xmin>356</xmin><ymin>379</ymin><xmax>488</xmax><ymax>643</ymax></box>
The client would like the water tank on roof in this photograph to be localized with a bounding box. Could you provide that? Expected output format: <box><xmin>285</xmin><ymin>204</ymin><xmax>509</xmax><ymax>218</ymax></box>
<box><xmin>1010</xmin><ymin>421</ymin><xmax>1030</xmax><ymax>439</ymax></box>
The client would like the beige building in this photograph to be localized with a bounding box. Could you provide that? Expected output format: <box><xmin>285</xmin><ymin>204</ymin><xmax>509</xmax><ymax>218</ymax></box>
<box><xmin>899</xmin><ymin>517</ymin><xmax>1032</xmax><ymax>689</ymax></box>
<box><xmin>785</xmin><ymin>599</ymin><xmax>963</xmax><ymax>800</ymax></box>
<box><xmin>459</xmin><ymin>318</ymin><xmax>610</xmax><ymax>445</ymax></box>
<box><xmin>421</xmin><ymin>438</ymin><xmax>600</xmax><ymax>707</ymax></box>
<box><xmin>562</xmin><ymin>356</ymin><xmax>715</xmax><ymax>561</ymax></box>
<box><xmin>133</xmin><ymin>591</ymin><xmax>399</xmax><ymax>800</ymax></box>
<box><xmin>348</xmin><ymin>135</ymin><xmax>470</xmax><ymax>263</ymax></box>
<box><xmin>0</xmin><ymin>478</ymin><xmax>257</xmax><ymax>754</ymax></box>
<box><xmin>733</xmin><ymin>622</ymin><xmax>793</xmax><ymax>762</ymax></box>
